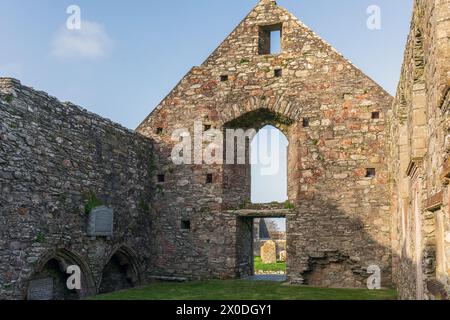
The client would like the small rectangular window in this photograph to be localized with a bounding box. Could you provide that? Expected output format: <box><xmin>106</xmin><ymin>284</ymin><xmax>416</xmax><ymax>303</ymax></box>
<box><xmin>220</xmin><ymin>75</ymin><xmax>228</xmax><ymax>82</ymax></box>
<box><xmin>206</xmin><ymin>174</ymin><xmax>213</xmax><ymax>184</ymax></box>
<box><xmin>372</xmin><ymin>112</ymin><xmax>380</xmax><ymax>119</ymax></box>
<box><xmin>156</xmin><ymin>127</ymin><xmax>163</xmax><ymax>135</ymax></box>
<box><xmin>157</xmin><ymin>174</ymin><xmax>165</xmax><ymax>183</ymax></box>
<box><xmin>204</xmin><ymin>124</ymin><xmax>211</xmax><ymax>131</ymax></box>
<box><xmin>274</xmin><ymin>69</ymin><xmax>282</xmax><ymax>77</ymax></box>
<box><xmin>258</xmin><ymin>24</ymin><xmax>282</xmax><ymax>55</ymax></box>
<box><xmin>366</xmin><ymin>168</ymin><xmax>376</xmax><ymax>178</ymax></box>
<box><xmin>181</xmin><ymin>220</ymin><xmax>191</xmax><ymax>230</ymax></box>
<box><xmin>303</xmin><ymin>118</ymin><xmax>310</xmax><ymax>128</ymax></box>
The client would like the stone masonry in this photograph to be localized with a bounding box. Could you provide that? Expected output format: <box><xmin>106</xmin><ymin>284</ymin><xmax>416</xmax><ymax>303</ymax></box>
<box><xmin>0</xmin><ymin>78</ymin><xmax>155</xmax><ymax>299</ymax></box>
<box><xmin>389</xmin><ymin>0</ymin><xmax>450</xmax><ymax>300</ymax></box>
<box><xmin>137</xmin><ymin>0</ymin><xmax>393</xmax><ymax>288</ymax></box>
<box><xmin>0</xmin><ymin>0</ymin><xmax>448</xmax><ymax>299</ymax></box>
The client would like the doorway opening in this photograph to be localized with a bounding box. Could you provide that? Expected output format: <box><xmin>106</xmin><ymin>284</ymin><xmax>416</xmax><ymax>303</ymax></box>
<box><xmin>252</xmin><ymin>217</ymin><xmax>286</xmax><ymax>280</ymax></box>
<box><xmin>99</xmin><ymin>248</ymin><xmax>140</xmax><ymax>294</ymax></box>
<box><xmin>248</xmin><ymin>125</ymin><xmax>288</xmax><ymax>280</ymax></box>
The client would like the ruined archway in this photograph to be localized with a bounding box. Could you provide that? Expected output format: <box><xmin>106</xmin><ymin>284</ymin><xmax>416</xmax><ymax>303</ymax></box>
<box><xmin>134</xmin><ymin>0</ymin><xmax>394</xmax><ymax>288</ymax></box>
<box><xmin>223</xmin><ymin>109</ymin><xmax>294</xmax><ymax>280</ymax></box>
<box><xmin>26</xmin><ymin>249</ymin><xmax>95</xmax><ymax>300</ymax></box>
<box><xmin>251</xmin><ymin>125</ymin><xmax>288</xmax><ymax>203</ymax></box>
<box><xmin>222</xmin><ymin>108</ymin><xmax>297</xmax><ymax>208</ymax></box>
<box><xmin>98</xmin><ymin>246</ymin><xmax>142</xmax><ymax>294</ymax></box>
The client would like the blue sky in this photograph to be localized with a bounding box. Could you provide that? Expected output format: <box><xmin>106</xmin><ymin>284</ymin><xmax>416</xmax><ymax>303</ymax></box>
<box><xmin>1</xmin><ymin>0</ymin><xmax>413</xmax><ymax>129</ymax></box>
<box><xmin>0</xmin><ymin>0</ymin><xmax>414</xmax><ymax>217</ymax></box>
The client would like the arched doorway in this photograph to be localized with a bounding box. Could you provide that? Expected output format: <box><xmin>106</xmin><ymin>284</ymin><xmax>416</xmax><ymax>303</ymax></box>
<box><xmin>99</xmin><ymin>247</ymin><xmax>141</xmax><ymax>294</ymax></box>
<box><xmin>250</xmin><ymin>125</ymin><xmax>288</xmax><ymax>278</ymax></box>
<box><xmin>251</xmin><ymin>125</ymin><xmax>288</xmax><ymax>204</ymax></box>
<box><xmin>27</xmin><ymin>250</ymin><xmax>95</xmax><ymax>300</ymax></box>
<box><xmin>223</xmin><ymin>109</ymin><xmax>293</xmax><ymax>280</ymax></box>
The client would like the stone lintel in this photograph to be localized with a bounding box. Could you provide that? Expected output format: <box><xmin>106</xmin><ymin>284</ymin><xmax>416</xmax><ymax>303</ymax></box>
<box><xmin>227</xmin><ymin>208</ymin><xmax>291</xmax><ymax>218</ymax></box>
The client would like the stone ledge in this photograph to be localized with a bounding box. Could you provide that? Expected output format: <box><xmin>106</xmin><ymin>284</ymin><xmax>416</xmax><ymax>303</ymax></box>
<box><xmin>424</xmin><ymin>191</ymin><xmax>444</xmax><ymax>212</ymax></box>
<box><xmin>148</xmin><ymin>276</ymin><xmax>188</xmax><ymax>282</ymax></box>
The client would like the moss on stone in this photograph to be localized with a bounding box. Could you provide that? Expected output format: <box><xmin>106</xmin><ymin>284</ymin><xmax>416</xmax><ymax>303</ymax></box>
<box><xmin>35</xmin><ymin>232</ymin><xmax>46</xmax><ymax>243</ymax></box>
<box><xmin>138</xmin><ymin>198</ymin><xmax>150</xmax><ymax>213</ymax></box>
<box><xmin>3</xmin><ymin>94</ymin><xmax>13</xmax><ymax>103</ymax></box>
<box><xmin>283</xmin><ymin>201</ymin><xmax>295</xmax><ymax>209</ymax></box>
<box><xmin>82</xmin><ymin>191</ymin><xmax>103</xmax><ymax>215</ymax></box>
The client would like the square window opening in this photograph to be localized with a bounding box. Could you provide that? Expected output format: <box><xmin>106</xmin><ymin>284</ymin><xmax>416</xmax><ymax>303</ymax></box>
<box><xmin>157</xmin><ymin>174</ymin><xmax>165</xmax><ymax>183</ymax></box>
<box><xmin>206</xmin><ymin>174</ymin><xmax>213</xmax><ymax>184</ymax></box>
<box><xmin>181</xmin><ymin>220</ymin><xmax>191</xmax><ymax>230</ymax></box>
<box><xmin>156</xmin><ymin>127</ymin><xmax>163</xmax><ymax>135</ymax></box>
<box><xmin>372</xmin><ymin>112</ymin><xmax>380</xmax><ymax>119</ymax></box>
<box><xmin>220</xmin><ymin>75</ymin><xmax>229</xmax><ymax>82</ymax></box>
<box><xmin>274</xmin><ymin>69</ymin><xmax>282</xmax><ymax>77</ymax></box>
<box><xmin>303</xmin><ymin>118</ymin><xmax>310</xmax><ymax>128</ymax></box>
<box><xmin>366</xmin><ymin>168</ymin><xmax>376</xmax><ymax>178</ymax></box>
<box><xmin>259</xmin><ymin>24</ymin><xmax>282</xmax><ymax>55</ymax></box>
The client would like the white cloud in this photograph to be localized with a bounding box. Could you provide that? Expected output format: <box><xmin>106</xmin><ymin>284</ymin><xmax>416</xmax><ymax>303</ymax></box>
<box><xmin>51</xmin><ymin>21</ymin><xmax>113</xmax><ymax>59</ymax></box>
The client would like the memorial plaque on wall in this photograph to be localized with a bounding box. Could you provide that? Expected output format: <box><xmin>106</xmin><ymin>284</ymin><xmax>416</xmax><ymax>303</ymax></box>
<box><xmin>28</xmin><ymin>278</ymin><xmax>53</xmax><ymax>300</ymax></box>
<box><xmin>87</xmin><ymin>206</ymin><xmax>114</xmax><ymax>237</ymax></box>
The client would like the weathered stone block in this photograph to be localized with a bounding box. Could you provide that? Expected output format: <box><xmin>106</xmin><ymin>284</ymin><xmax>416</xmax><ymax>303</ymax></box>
<box><xmin>261</xmin><ymin>240</ymin><xmax>277</xmax><ymax>264</ymax></box>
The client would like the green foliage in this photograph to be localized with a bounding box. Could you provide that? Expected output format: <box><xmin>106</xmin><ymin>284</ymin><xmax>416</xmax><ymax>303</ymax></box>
<box><xmin>254</xmin><ymin>256</ymin><xmax>286</xmax><ymax>273</ymax></box>
<box><xmin>239</xmin><ymin>58</ymin><xmax>250</xmax><ymax>64</ymax></box>
<box><xmin>35</xmin><ymin>232</ymin><xmax>45</xmax><ymax>243</ymax></box>
<box><xmin>283</xmin><ymin>201</ymin><xmax>295</xmax><ymax>209</ymax></box>
<box><xmin>3</xmin><ymin>94</ymin><xmax>13</xmax><ymax>103</ymax></box>
<box><xmin>139</xmin><ymin>198</ymin><xmax>150</xmax><ymax>212</ymax></box>
<box><xmin>83</xmin><ymin>191</ymin><xmax>103</xmax><ymax>215</ymax></box>
<box><xmin>155</xmin><ymin>184</ymin><xmax>164</xmax><ymax>196</ymax></box>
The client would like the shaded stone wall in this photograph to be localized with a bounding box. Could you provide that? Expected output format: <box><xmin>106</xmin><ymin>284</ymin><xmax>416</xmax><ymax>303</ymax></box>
<box><xmin>137</xmin><ymin>0</ymin><xmax>393</xmax><ymax>287</ymax></box>
<box><xmin>0</xmin><ymin>78</ymin><xmax>154</xmax><ymax>299</ymax></box>
<box><xmin>389</xmin><ymin>0</ymin><xmax>450</xmax><ymax>300</ymax></box>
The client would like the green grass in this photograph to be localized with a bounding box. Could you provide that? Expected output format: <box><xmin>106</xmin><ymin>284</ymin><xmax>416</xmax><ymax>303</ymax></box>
<box><xmin>89</xmin><ymin>280</ymin><xmax>397</xmax><ymax>300</ymax></box>
<box><xmin>254</xmin><ymin>257</ymin><xmax>286</xmax><ymax>273</ymax></box>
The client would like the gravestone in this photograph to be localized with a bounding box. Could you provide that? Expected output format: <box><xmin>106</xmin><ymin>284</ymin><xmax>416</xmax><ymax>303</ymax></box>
<box><xmin>260</xmin><ymin>240</ymin><xmax>277</xmax><ymax>264</ymax></box>
<box><xmin>279</xmin><ymin>250</ymin><xmax>287</xmax><ymax>262</ymax></box>
<box><xmin>87</xmin><ymin>206</ymin><xmax>114</xmax><ymax>238</ymax></box>
<box><xmin>28</xmin><ymin>278</ymin><xmax>53</xmax><ymax>300</ymax></box>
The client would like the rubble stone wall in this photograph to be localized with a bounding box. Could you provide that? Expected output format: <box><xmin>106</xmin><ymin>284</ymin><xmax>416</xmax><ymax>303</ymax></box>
<box><xmin>389</xmin><ymin>0</ymin><xmax>450</xmax><ymax>300</ymax></box>
<box><xmin>0</xmin><ymin>78</ymin><xmax>155</xmax><ymax>299</ymax></box>
<box><xmin>137</xmin><ymin>0</ymin><xmax>393</xmax><ymax>287</ymax></box>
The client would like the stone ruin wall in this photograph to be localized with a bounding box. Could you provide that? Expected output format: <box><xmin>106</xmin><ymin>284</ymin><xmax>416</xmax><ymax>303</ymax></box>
<box><xmin>137</xmin><ymin>0</ymin><xmax>393</xmax><ymax>288</ymax></box>
<box><xmin>389</xmin><ymin>0</ymin><xmax>450</xmax><ymax>300</ymax></box>
<box><xmin>4</xmin><ymin>0</ymin><xmax>448</xmax><ymax>299</ymax></box>
<box><xmin>0</xmin><ymin>78</ymin><xmax>155</xmax><ymax>299</ymax></box>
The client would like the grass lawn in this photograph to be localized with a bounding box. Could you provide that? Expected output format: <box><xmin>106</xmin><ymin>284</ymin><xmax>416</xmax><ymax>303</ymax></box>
<box><xmin>90</xmin><ymin>280</ymin><xmax>397</xmax><ymax>300</ymax></box>
<box><xmin>254</xmin><ymin>256</ymin><xmax>286</xmax><ymax>273</ymax></box>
